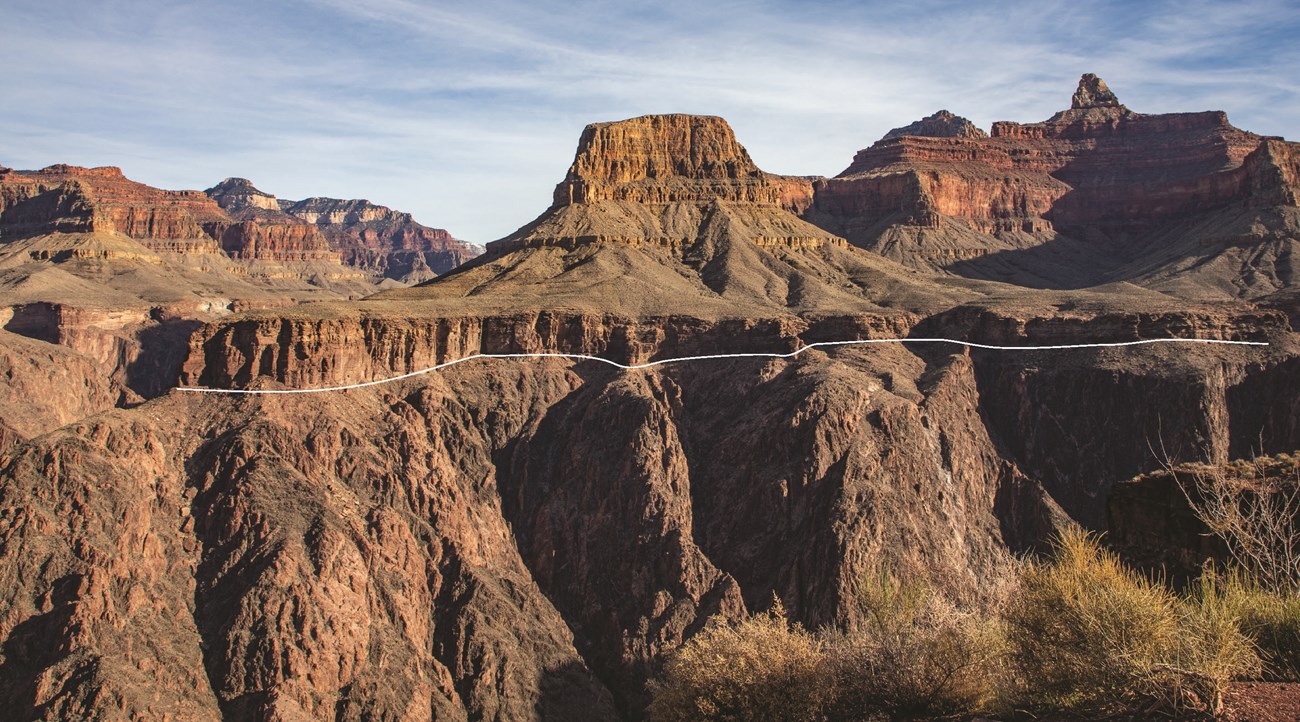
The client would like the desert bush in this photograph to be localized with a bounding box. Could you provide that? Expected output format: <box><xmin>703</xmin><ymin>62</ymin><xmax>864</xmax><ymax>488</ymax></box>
<box><xmin>1176</xmin><ymin>458</ymin><xmax>1300</xmax><ymax>593</ymax></box>
<box><xmin>646</xmin><ymin>599</ymin><xmax>831</xmax><ymax>722</ymax></box>
<box><xmin>1004</xmin><ymin>528</ymin><xmax>1259</xmax><ymax>716</ymax></box>
<box><xmin>1196</xmin><ymin>568</ymin><xmax>1300</xmax><ymax>681</ymax></box>
<box><xmin>822</xmin><ymin>564</ymin><xmax>1004</xmax><ymax>720</ymax></box>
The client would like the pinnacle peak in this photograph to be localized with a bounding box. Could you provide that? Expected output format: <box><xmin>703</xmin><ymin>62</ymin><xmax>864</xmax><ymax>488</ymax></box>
<box><xmin>208</xmin><ymin>177</ymin><xmax>273</xmax><ymax>196</ymax></box>
<box><xmin>1072</xmin><ymin>73</ymin><xmax>1121</xmax><ymax>109</ymax></box>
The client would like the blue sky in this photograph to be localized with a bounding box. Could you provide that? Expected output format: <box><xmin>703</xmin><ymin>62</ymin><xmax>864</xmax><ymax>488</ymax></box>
<box><xmin>3</xmin><ymin>0</ymin><xmax>1298</xmax><ymax>243</ymax></box>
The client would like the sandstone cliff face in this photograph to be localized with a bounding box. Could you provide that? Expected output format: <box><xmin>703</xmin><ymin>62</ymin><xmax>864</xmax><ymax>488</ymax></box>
<box><xmin>494</xmin><ymin>114</ymin><xmax>845</xmax><ymax>254</ymax></box>
<box><xmin>805</xmin><ymin>74</ymin><xmax>1300</xmax><ymax>294</ymax></box>
<box><xmin>282</xmin><ymin>197</ymin><xmax>480</xmax><ymax>283</ymax></box>
<box><xmin>553</xmin><ymin>115</ymin><xmax>777</xmax><ymax>205</ymax></box>
<box><xmin>203</xmin><ymin>220</ymin><xmax>341</xmax><ymax>263</ymax></box>
<box><xmin>204</xmin><ymin>179</ymin><xmax>481</xmax><ymax>283</ymax></box>
<box><xmin>0</xmin><ymin>165</ymin><xmax>225</xmax><ymax>253</ymax></box>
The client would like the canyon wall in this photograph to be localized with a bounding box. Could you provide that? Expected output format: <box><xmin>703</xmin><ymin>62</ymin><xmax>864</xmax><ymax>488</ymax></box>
<box><xmin>805</xmin><ymin>74</ymin><xmax>1300</xmax><ymax>283</ymax></box>
<box><xmin>206</xmin><ymin>178</ymin><xmax>482</xmax><ymax>283</ymax></box>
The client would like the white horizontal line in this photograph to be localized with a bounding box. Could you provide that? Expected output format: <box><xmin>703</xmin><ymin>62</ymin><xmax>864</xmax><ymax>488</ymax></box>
<box><xmin>175</xmin><ymin>336</ymin><xmax>1269</xmax><ymax>395</ymax></box>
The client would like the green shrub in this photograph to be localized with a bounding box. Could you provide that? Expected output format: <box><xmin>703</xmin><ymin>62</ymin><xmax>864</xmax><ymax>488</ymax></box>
<box><xmin>1004</xmin><ymin>528</ymin><xmax>1259</xmax><ymax>716</ymax></box>
<box><xmin>646</xmin><ymin>599</ymin><xmax>831</xmax><ymax>722</ymax></box>
<box><xmin>823</xmin><ymin>565</ymin><xmax>1004</xmax><ymax>720</ymax></box>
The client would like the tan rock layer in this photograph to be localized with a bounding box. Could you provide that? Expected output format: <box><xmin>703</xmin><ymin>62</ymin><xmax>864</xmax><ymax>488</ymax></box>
<box><xmin>180</xmin><ymin>311</ymin><xmax>914</xmax><ymax>391</ymax></box>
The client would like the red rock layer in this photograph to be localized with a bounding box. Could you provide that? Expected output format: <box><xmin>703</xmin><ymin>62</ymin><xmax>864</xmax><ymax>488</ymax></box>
<box><xmin>553</xmin><ymin>114</ymin><xmax>783</xmax><ymax>206</ymax></box>
<box><xmin>282</xmin><ymin>198</ymin><xmax>480</xmax><ymax>279</ymax></box>
<box><xmin>0</xmin><ymin>165</ymin><xmax>225</xmax><ymax>253</ymax></box>
<box><xmin>205</xmin><ymin>179</ymin><xmax>480</xmax><ymax>281</ymax></box>
<box><xmin>493</xmin><ymin>114</ymin><xmax>846</xmax><ymax>254</ymax></box>
<box><xmin>809</xmin><ymin>75</ymin><xmax>1300</xmax><ymax>254</ymax></box>
<box><xmin>202</xmin><ymin>220</ymin><xmax>340</xmax><ymax>262</ymax></box>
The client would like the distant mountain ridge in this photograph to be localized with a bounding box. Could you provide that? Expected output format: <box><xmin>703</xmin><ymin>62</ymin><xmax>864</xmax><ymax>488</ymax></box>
<box><xmin>804</xmin><ymin>74</ymin><xmax>1300</xmax><ymax>299</ymax></box>
<box><xmin>205</xmin><ymin>177</ymin><xmax>482</xmax><ymax>284</ymax></box>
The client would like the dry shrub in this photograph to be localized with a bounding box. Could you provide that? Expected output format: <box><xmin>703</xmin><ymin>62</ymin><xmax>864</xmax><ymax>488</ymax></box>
<box><xmin>646</xmin><ymin>599</ymin><xmax>830</xmax><ymax>722</ymax></box>
<box><xmin>1005</xmin><ymin>528</ymin><xmax>1259</xmax><ymax>716</ymax></box>
<box><xmin>1176</xmin><ymin>456</ymin><xmax>1300</xmax><ymax>593</ymax></box>
<box><xmin>1197</xmin><ymin>568</ymin><xmax>1300</xmax><ymax>681</ymax></box>
<box><xmin>823</xmin><ymin>565</ymin><xmax>1004</xmax><ymax>720</ymax></box>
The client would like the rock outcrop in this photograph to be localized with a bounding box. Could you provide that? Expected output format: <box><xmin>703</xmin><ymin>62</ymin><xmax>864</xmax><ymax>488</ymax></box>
<box><xmin>0</xmin><ymin>167</ymin><xmax>391</xmax><ymax>407</ymax></box>
<box><xmin>805</xmin><ymin>74</ymin><xmax>1300</xmax><ymax>296</ymax></box>
<box><xmin>1107</xmin><ymin>454</ymin><xmax>1300</xmax><ymax>584</ymax></box>
<box><xmin>1070</xmin><ymin>72</ymin><xmax>1122</xmax><ymax>109</ymax></box>
<box><xmin>280</xmin><ymin>197</ymin><xmax>481</xmax><ymax>283</ymax></box>
<box><xmin>0</xmin><ymin>165</ymin><xmax>226</xmax><ymax>253</ymax></box>
<box><xmin>204</xmin><ymin>179</ymin><xmax>482</xmax><ymax>283</ymax></box>
<box><xmin>882</xmin><ymin>110</ymin><xmax>987</xmax><ymax>140</ymax></box>
<box><xmin>203</xmin><ymin>177</ymin><xmax>284</xmax><ymax>215</ymax></box>
<box><xmin>493</xmin><ymin>114</ymin><xmax>845</xmax><ymax>254</ymax></box>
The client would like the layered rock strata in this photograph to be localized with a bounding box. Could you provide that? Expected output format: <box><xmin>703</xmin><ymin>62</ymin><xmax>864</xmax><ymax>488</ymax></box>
<box><xmin>492</xmin><ymin>114</ymin><xmax>845</xmax><ymax>254</ymax></box>
<box><xmin>4</xmin><ymin>86</ymin><xmax>1300</xmax><ymax>722</ymax></box>
<box><xmin>205</xmin><ymin>178</ymin><xmax>481</xmax><ymax>283</ymax></box>
<box><xmin>0</xmin><ymin>165</ymin><xmax>225</xmax><ymax>253</ymax></box>
<box><xmin>805</xmin><ymin>74</ymin><xmax>1300</xmax><ymax>292</ymax></box>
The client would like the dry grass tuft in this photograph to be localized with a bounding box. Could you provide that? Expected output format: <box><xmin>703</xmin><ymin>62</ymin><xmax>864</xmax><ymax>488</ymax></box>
<box><xmin>1004</xmin><ymin>528</ymin><xmax>1259</xmax><ymax>716</ymax></box>
<box><xmin>823</xmin><ymin>564</ymin><xmax>1005</xmax><ymax>720</ymax></box>
<box><xmin>646</xmin><ymin>598</ymin><xmax>831</xmax><ymax>722</ymax></box>
<box><xmin>1196</xmin><ymin>568</ymin><xmax>1300</xmax><ymax>682</ymax></box>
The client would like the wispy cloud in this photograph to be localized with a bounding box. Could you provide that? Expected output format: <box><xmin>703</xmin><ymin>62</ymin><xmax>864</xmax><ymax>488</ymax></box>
<box><xmin>2</xmin><ymin>0</ymin><xmax>1296</xmax><ymax>242</ymax></box>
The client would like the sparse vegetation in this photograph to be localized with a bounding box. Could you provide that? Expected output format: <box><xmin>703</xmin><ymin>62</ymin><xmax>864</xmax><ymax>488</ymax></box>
<box><xmin>823</xmin><ymin>564</ymin><xmax>1004</xmax><ymax>720</ymax></box>
<box><xmin>1003</xmin><ymin>528</ymin><xmax>1258</xmax><ymax>716</ymax></box>
<box><xmin>649</xmin><ymin>529</ymin><xmax>1280</xmax><ymax>721</ymax></box>
<box><xmin>1173</xmin><ymin>457</ymin><xmax>1300</xmax><ymax>681</ymax></box>
<box><xmin>646</xmin><ymin>599</ymin><xmax>831</xmax><ymax>722</ymax></box>
<box><xmin>1193</xmin><ymin>566</ymin><xmax>1300</xmax><ymax>682</ymax></box>
<box><xmin>1175</xmin><ymin>456</ymin><xmax>1300</xmax><ymax>594</ymax></box>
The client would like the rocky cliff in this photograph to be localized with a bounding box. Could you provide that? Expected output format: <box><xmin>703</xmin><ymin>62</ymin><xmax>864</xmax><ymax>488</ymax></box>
<box><xmin>805</xmin><ymin>74</ymin><xmax>1300</xmax><ymax>297</ymax></box>
<box><xmin>0</xmin><ymin>165</ymin><xmax>226</xmax><ymax>253</ymax></box>
<box><xmin>205</xmin><ymin>178</ymin><xmax>482</xmax><ymax>284</ymax></box>
<box><xmin>0</xmin><ymin>167</ymin><xmax>388</xmax><ymax>414</ymax></box>
<box><xmin>158</xmin><ymin>109</ymin><xmax>1300</xmax><ymax>719</ymax></box>
<box><xmin>493</xmin><ymin>114</ymin><xmax>844</xmax><ymax>255</ymax></box>
<box><xmin>8</xmin><ymin>297</ymin><xmax>1296</xmax><ymax>719</ymax></box>
<box><xmin>1107</xmin><ymin>454</ymin><xmax>1300</xmax><ymax>585</ymax></box>
<box><xmin>881</xmin><ymin>110</ymin><xmax>988</xmax><ymax>141</ymax></box>
<box><xmin>4</xmin><ymin>82</ymin><xmax>1300</xmax><ymax>722</ymax></box>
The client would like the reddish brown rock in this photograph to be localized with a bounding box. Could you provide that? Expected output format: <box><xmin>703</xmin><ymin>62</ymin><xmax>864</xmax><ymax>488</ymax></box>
<box><xmin>0</xmin><ymin>165</ymin><xmax>225</xmax><ymax>253</ymax></box>
<box><xmin>553</xmin><ymin>114</ymin><xmax>780</xmax><ymax>205</ymax></box>
<box><xmin>6</xmin><ymin>87</ymin><xmax>1300</xmax><ymax>722</ymax></box>
<box><xmin>1071</xmin><ymin>72</ymin><xmax>1122</xmax><ymax>109</ymax></box>
<box><xmin>0</xmin><ymin>329</ymin><xmax>122</xmax><ymax>446</ymax></box>
<box><xmin>280</xmin><ymin>196</ymin><xmax>481</xmax><ymax>283</ymax></box>
<box><xmin>805</xmin><ymin>74</ymin><xmax>1300</xmax><ymax>294</ymax></box>
<box><xmin>202</xmin><ymin>220</ymin><xmax>339</xmax><ymax>263</ymax></box>
<box><xmin>205</xmin><ymin>178</ymin><xmax>481</xmax><ymax>283</ymax></box>
<box><xmin>881</xmin><ymin>110</ymin><xmax>988</xmax><ymax>141</ymax></box>
<box><xmin>492</xmin><ymin>114</ymin><xmax>845</xmax><ymax>255</ymax></box>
